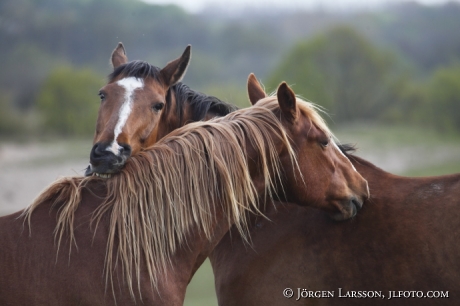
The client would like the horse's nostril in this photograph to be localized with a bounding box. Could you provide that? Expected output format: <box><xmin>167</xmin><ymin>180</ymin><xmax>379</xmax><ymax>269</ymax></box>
<box><xmin>90</xmin><ymin>143</ymin><xmax>113</xmax><ymax>162</ymax></box>
<box><xmin>92</xmin><ymin>143</ymin><xmax>106</xmax><ymax>157</ymax></box>
<box><xmin>119</xmin><ymin>143</ymin><xmax>132</xmax><ymax>157</ymax></box>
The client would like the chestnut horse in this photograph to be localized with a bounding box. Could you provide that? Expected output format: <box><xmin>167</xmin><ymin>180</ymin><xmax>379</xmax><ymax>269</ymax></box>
<box><xmin>85</xmin><ymin>43</ymin><xmax>236</xmax><ymax>178</ymax></box>
<box><xmin>0</xmin><ymin>83</ymin><xmax>368</xmax><ymax>305</ymax></box>
<box><xmin>208</xmin><ymin>79</ymin><xmax>460</xmax><ymax>306</ymax></box>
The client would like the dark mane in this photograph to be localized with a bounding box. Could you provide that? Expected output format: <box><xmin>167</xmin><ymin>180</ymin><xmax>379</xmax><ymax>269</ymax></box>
<box><xmin>338</xmin><ymin>142</ymin><xmax>390</xmax><ymax>171</ymax></box>
<box><xmin>109</xmin><ymin>60</ymin><xmax>161</xmax><ymax>82</ymax></box>
<box><xmin>109</xmin><ymin>61</ymin><xmax>237</xmax><ymax>122</ymax></box>
<box><xmin>337</xmin><ymin>143</ymin><xmax>357</xmax><ymax>156</ymax></box>
<box><xmin>172</xmin><ymin>82</ymin><xmax>238</xmax><ymax>122</ymax></box>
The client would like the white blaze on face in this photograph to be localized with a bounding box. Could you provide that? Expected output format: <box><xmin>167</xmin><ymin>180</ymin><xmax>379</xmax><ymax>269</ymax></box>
<box><xmin>106</xmin><ymin>77</ymin><xmax>144</xmax><ymax>155</ymax></box>
<box><xmin>333</xmin><ymin>140</ymin><xmax>357</xmax><ymax>172</ymax></box>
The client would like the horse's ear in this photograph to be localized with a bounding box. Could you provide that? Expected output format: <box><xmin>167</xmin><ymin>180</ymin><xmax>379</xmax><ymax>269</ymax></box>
<box><xmin>277</xmin><ymin>82</ymin><xmax>298</xmax><ymax>123</ymax></box>
<box><xmin>247</xmin><ymin>73</ymin><xmax>266</xmax><ymax>105</ymax></box>
<box><xmin>160</xmin><ymin>45</ymin><xmax>191</xmax><ymax>88</ymax></box>
<box><xmin>111</xmin><ymin>42</ymin><xmax>128</xmax><ymax>69</ymax></box>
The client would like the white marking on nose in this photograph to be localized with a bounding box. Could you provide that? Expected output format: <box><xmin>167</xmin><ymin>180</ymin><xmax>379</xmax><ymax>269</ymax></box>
<box><xmin>106</xmin><ymin>77</ymin><xmax>144</xmax><ymax>155</ymax></box>
<box><xmin>333</xmin><ymin>141</ymin><xmax>357</xmax><ymax>172</ymax></box>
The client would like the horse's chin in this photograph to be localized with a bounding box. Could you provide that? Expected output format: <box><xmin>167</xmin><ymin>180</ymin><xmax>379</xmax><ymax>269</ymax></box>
<box><xmin>84</xmin><ymin>164</ymin><xmax>94</xmax><ymax>177</ymax></box>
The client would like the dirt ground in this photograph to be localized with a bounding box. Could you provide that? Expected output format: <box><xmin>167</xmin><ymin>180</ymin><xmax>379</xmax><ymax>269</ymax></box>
<box><xmin>0</xmin><ymin>141</ymin><xmax>89</xmax><ymax>216</ymax></box>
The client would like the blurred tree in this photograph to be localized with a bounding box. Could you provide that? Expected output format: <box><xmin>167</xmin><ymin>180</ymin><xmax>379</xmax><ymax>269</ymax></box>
<box><xmin>375</xmin><ymin>2</ymin><xmax>460</xmax><ymax>73</ymax></box>
<box><xmin>1</xmin><ymin>43</ymin><xmax>59</xmax><ymax>110</ymax></box>
<box><xmin>36</xmin><ymin>66</ymin><xmax>103</xmax><ymax>136</ymax></box>
<box><xmin>381</xmin><ymin>76</ymin><xmax>429</xmax><ymax>125</ymax></box>
<box><xmin>266</xmin><ymin>26</ymin><xmax>402</xmax><ymax>123</ymax></box>
<box><xmin>384</xmin><ymin>64</ymin><xmax>460</xmax><ymax>134</ymax></box>
<box><xmin>425</xmin><ymin>65</ymin><xmax>460</xmax><ymax>132</ymax></box>
<box><xmin>0</xmin><ymin>94</ymin><xmax>26</xmax><ymax>137</ymax></box>
<box><xmin>2</xmin><ymin>0</ymin><xmax>460</xmax><ymax>133</ymax></box>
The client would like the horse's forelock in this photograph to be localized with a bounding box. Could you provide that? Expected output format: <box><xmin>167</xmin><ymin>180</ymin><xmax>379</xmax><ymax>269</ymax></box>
<box><xmin>109</xmin><ymin>60</ymin><xmax>162</xmax><ymax>83</ymax></box>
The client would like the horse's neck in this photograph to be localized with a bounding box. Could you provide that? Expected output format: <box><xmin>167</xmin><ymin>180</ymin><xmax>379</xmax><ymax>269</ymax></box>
<box><xmin>173</xmin><ymin>208</ymin><xmax>235</xmax><ymax>283</ymax></box>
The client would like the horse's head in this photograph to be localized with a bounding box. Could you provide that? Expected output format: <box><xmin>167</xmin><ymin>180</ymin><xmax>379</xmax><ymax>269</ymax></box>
<box><xmin>248</xmin><ymin>74</ymin><xmax>369</xmax><ymax>221</ymax></box>
<box><xmin>85</xmin><ymin>43</ymin><xmax>191</xmax><ymax>177</ymax></box>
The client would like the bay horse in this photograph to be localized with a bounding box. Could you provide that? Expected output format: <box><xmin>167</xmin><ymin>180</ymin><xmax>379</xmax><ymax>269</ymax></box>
<box><xmin>85</xmin><ymin>43</ymin><xmax>236</xmax><ymax>178</ymax></box>
<box><xmin>0</xmin><ymin>83</ymin><xmax>369</xmax><ymax>305</ymax></box>
<box><xmin>208</xmin><ymin>78</ymin><xmax>460</xmax><ymax>306</ymax></box>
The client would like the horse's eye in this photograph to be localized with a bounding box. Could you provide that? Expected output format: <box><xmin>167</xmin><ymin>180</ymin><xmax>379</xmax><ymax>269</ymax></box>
<box><xmin>98</xmin><ymin>92</ymin><xmax>105</xmax><ymax>101</ymax></box>
<box><xmin>152</xmin><ymin>103</ymin><xmax>164</xmax><ymax>112</ymax></box>
<box><xmin>319</xmin><ymin>136</ymin><xmax>330</xmax><ymax>148</ymax></box>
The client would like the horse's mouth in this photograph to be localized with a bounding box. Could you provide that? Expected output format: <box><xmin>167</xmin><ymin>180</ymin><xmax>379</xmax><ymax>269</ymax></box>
<box><xmin>95</xmin><ymin>173</ymin><xmax>112</xmax><ymax>179</ymax></box>
<box><xmin>85</xmin><ymin>164</ymin><xmax>115</xmax><ymax>179</ymax></box>
<box><xmin>328</xmin><ymin>197</ymin><xmax>363</xmax><ymax>221</ymax></box>
<box><xmin>351</xmin><ymin>197</ymin><xmax>363</xmax><ymax>211</ymax></box>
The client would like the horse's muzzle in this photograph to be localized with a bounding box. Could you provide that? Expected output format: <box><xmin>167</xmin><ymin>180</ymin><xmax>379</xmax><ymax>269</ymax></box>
<box><xmin>329</xmin><ymin>195</ymin><xmax>365</xmax><ymax>221</ymax></box>
<box><xmin>85</xmin><ymin>142</ymin><xmax>131</xmax><ymax>177</ymax></box>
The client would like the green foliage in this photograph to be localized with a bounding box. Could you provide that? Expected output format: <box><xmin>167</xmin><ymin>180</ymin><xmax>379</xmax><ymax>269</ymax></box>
<box><xmin>267</xmin><ymin>27</ymin><xmax>401</xmax><ymax>123</ymax></box>
<box><xmin>200</xmin><ymin>82</ymin><xmax>251</xmax><ymax>109</ymax></box>
<box><xmin>374</xmin><ymin>2</ymin><xmax>460</xmax><ymax>72</ymax></box>
<box><xmin>0</xmin><ymin>94</ymin><xmax>26</xmax><ymax>137</ymax></box>
<box><xmin>388</xmin><ymin>64</ymin><xmax>460</xmax><ymax>133</ymax></box>
<box><xmin>36</xmin><ymin>66</ymin><xmax>103</xmax><ymax>136</ymax></box>
<box><xmin>3</xmin><ymin>0</ymin><xmax>460</xmax><ymax>136</ymax></box>
<box><xmin>1</xmin><ymin>43</ymin><xmax>60</xmax><ymax>110</ymax></box>
<box><xmin>380</xmin><ymin>76</ymin><xmax>429</xmax><ymax>124</ymax></box>
<box><xmin>425</xmin><ymin>65</ymin><xmax>460</xmax><ymax>132</ymax></box>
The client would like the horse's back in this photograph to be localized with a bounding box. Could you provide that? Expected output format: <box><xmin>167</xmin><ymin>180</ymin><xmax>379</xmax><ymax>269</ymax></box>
<box><xmin>211</xmin><ymin>177</ymin><xmax>460</xmax><ymax>306</ymax></box>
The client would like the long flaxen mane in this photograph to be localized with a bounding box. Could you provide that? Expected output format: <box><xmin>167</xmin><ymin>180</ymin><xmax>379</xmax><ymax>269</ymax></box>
<box><xmin>23</xmin><ymin>98</ymin><xmax>319</xmax><ymax>299</ymax></box>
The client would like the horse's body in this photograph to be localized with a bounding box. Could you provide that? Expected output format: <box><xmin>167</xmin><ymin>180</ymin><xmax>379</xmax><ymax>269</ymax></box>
<box><xmin>210</xmin><ymin>153</ymin><xmax>460</xmax><ymax>305</ymax></box>
<box><xmin>0</xmin><ymin>79</ymin><xmax>368</xmax><ymax>305</ymax></box>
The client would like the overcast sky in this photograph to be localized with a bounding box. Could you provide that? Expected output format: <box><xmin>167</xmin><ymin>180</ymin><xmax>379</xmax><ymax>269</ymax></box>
<box><xmin>142</xmin><ymin>0</ymin><xmax>458</xmax><ymax>13</ymax></box>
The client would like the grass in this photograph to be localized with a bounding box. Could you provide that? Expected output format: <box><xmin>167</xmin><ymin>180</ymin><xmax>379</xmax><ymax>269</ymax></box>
<box><xmin>184</xmin><ymin>260</ymin><xmax>217</xmax><ymax>306</ymax></box>
<box><xmin>334</xmin><ymin>122</ymin><xmax>460</xmax><ymax>175</ymax></box>
<box><xmin>403</xmin><ymin>159</ymin><xmax>460</xmax><ymax>176</ymax></box>
<box><xmin>334</xmin><ymin>122</ymin><xmax>460</xmax><ymax>154</ymax></box>
<box><xmin>0</xmin><ymin>138</ymin><xmax>92</xmax><ymax>167</ymax></box>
